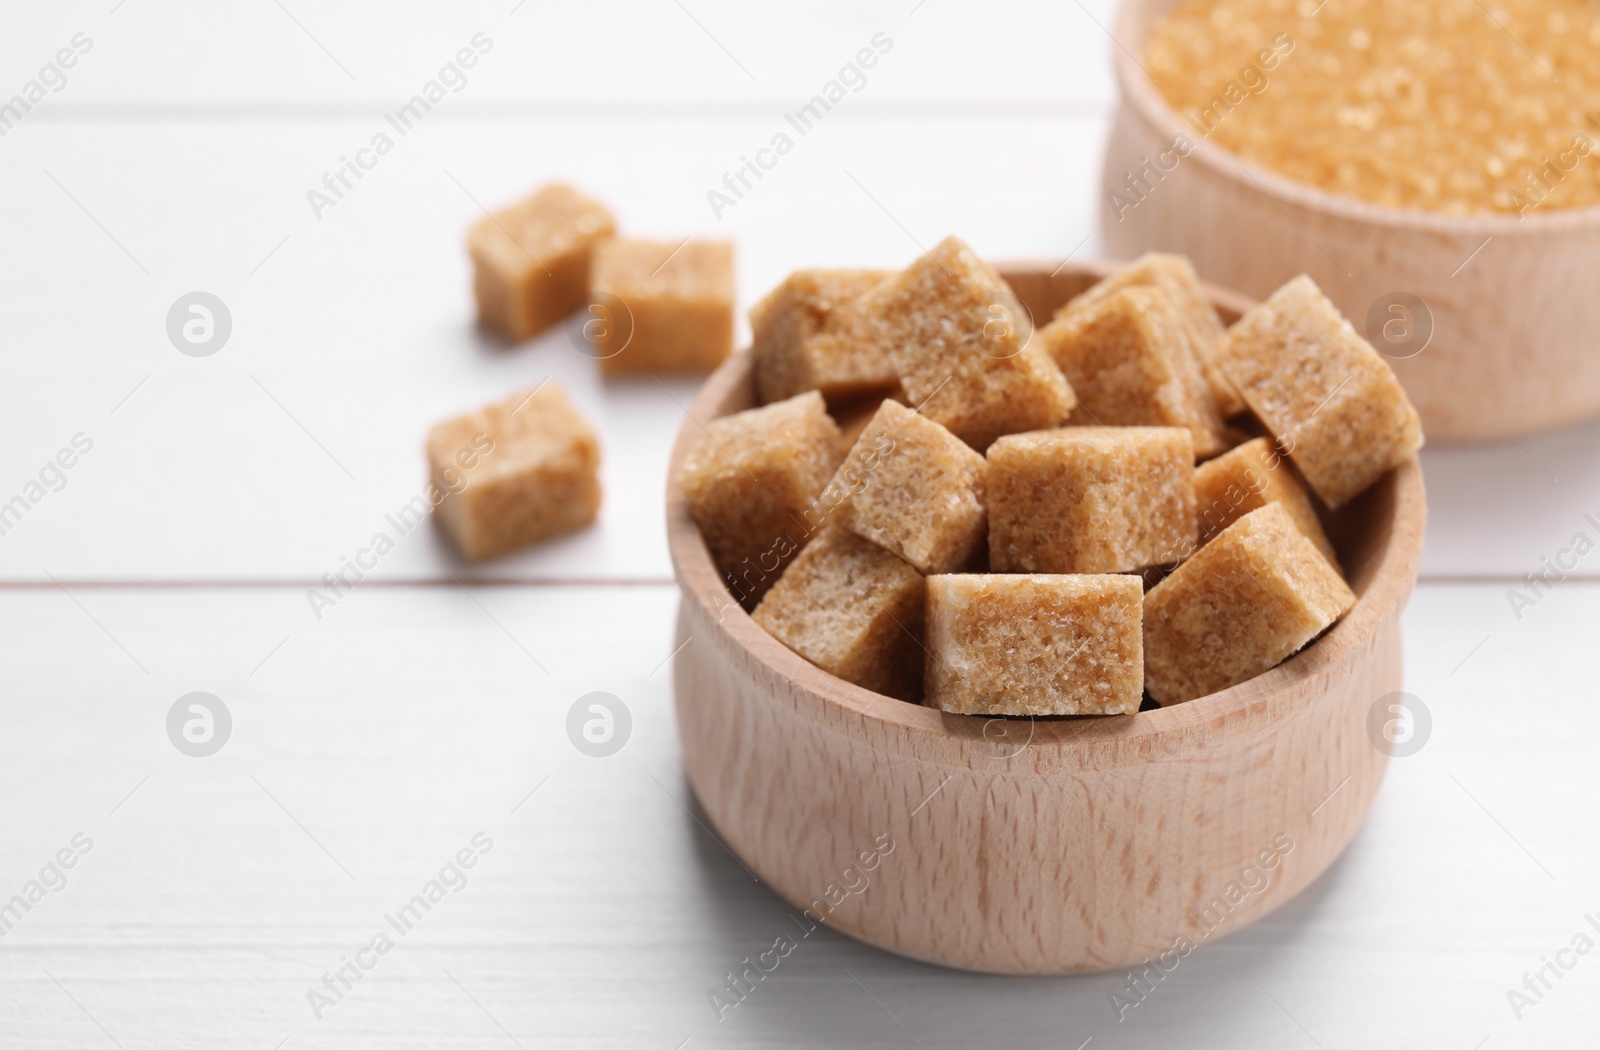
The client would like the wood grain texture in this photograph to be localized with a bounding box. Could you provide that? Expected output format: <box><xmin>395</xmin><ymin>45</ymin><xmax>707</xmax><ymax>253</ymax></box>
<box><xmin>1099</xmin><ymin>0</ymin><xmax>1600</xmax><ymax>443</ymax></box>
<box><xmin>666</xmin><ymin>262</ymin><xmax>1426</xmax><ymax>974</ymax></box>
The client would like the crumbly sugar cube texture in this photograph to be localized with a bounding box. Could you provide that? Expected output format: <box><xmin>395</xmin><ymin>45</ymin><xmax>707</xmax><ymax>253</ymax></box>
<box><xmin>1039</xmin><ymin>285</ymin><xmax>1226</xmax><ymax>456</ymax></box>
<box><xmin>1194</xmin><ymin>437</ymin><xmax>1339</xmax><ymax>570</ymax></box>
<box><xmin>987</xmin><ymin>427</ymin><xmax>1197</xmax><ymax>574</ymax></box>
<box><xmin>751</xmin><ymin>269</ymin><xmax>899</xmax><ymax>405</ymax></box>
<box><xmin>829</xmin><ymin>400</ymin><xmax>988</xmax><ymax>575</ymax></box>
<box><xmin>590</xmin><ymin>239</ymin><xmax>735</xmax><ymax>375</ymax></box>
<box><xmin>860</xmin><ymin>236</ymin><xmax>1075</xmax><ymax>451</ymax></box>
<box><xmin>925</xmin><ymin>574</ymin><xmax>1145</xmax><ymax>716</ymax></box>
<box><xmin>467</xmin><ymin>183</ymin><xmax>616</xmax><ymax>342</ymax></box>
<box><xmin>751</xmin><ymin>526</ymin><xmax>926</xmax><ymax>702</ymax></box>
<box><xmin>1218</xmin><ymin>275</ymin><xmax>1423</xmax><ymax>509</ymax></box>
<box><xmin>427</xmin><ymin>383</ymin><xmax>601</xmax><ymax>561</ymax></box>
<box><xmin>1061</xmin><ymin>254</ymin><xmax>1243</xmax><ymax>417</ymax></box>
<box><xmin>677</xmin><ymin>391</ymin><xmax>843</xmax><ymax>606</ymax></box>
<box><xmin>1144</xmin><ymin>502</ymin><xmax>1357</xmax><ymax>705</ymax></box>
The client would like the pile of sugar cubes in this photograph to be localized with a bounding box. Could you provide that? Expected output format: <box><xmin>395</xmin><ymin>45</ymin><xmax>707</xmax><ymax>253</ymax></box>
<box><xmin>679</xmin><ymin>237</ymin><xmax>1423</xmax><ymax>713</ymax></box>
<box><xmin>427</xmin><ymin>183</ymin><xmax>736</xmax><ymax>560</ymax></box>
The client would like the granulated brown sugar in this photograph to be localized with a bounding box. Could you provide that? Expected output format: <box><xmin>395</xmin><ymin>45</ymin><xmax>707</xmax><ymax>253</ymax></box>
<box><xmin>1217</xmin><ymin>275</ymin><xmax>1422</xmax><ymax>509</ymax></box>
<box><xmin>428</xmin><ymin>383</ymin><xmax>602</xmax><ymax>560</ymax></box>
<box><xmin>677</xmin><ymin>391</ymin><xmax>843</xmax><ymax>606</ymax></box>
<box><xmin>925</xmin><ymin>573</ymin><xmax>1145</xmax><ymax>716</ymax></box>
<box><xmin>830</xmin><ymin>400</ymin><xmax>989</xmax><ymax>576</ymax></box>
<box><xmin>1147</xmin><ymin>0</ymin><xmax>1600</xmax><ymax>214</ymax></box>
<box><xmin>1144</xmin><ymin>502</ymin><xmax>1355</xmax><ymax>705</ymax></box>
<box><xmin>753</xmin><ymin>525</ymin><xmax>926</xmax><ymax>702</ymax></box>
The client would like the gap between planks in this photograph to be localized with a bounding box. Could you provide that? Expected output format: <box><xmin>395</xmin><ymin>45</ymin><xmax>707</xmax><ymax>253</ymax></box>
<box><xmin>22</xmin><ymin>99</ymin><xmax>1114</xmax><ymax>123</ymax></box>
<box><xmin>0</xmin><ymin>577</ymin><xmax>676</xmax><ymax>591</ymax></box>
<box><xmin>0</xmin><ymin>573</ymin><xmax>1585</xmax><ymax>591</ymax></box>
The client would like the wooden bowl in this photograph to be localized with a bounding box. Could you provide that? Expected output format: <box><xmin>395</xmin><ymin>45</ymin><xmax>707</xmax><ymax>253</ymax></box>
<box><xmin>666</xmin><ymin>262</ymin><xmax>1426</xmax><ymax>974</ymax></box>
<box><xmin>1101</xmin><ymin>0</ymin><xmax>1600</xmax><ymax>442</ymax></box>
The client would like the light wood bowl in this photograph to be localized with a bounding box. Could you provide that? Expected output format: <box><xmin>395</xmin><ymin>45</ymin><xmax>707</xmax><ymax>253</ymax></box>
<box><xmin>1101</xmin><ymin>0</ymin><xmax>1600</xmax><ymax>442</ymax></box>
<box><xmin>666</xmin><ymin>262</ymin><xmax>1426</xmax><ymax>975</ymax></box>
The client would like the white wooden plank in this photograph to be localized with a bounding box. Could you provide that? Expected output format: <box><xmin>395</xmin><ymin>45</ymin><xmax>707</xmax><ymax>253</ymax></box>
<box><xmin>1412</xmin><ymin>414</ymin><xmax>1600</xmax><ymax>583</ymax></box>
<box><xmin>0</xmin><ymin>0</ymin><xmax>1119</xmax><ymax>111</ymax></box>
<box><xmin>0</xmin><ymin>581</ymin><xmax>1593</xmax><ymax>1047</ymax></box>
<box><xmin>0</xmin><ymin>116</ymin><xmax>1103</xmax><ymax>583</ymax></box>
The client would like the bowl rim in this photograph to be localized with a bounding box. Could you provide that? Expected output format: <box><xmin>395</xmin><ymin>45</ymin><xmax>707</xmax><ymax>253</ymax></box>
<box><xmin>665</xmin><ymin>258</ymin><xmax>1427</xmax><ymax>758</ymax></box>
<box><xmin>1110</xmin><ymin>0</ymin><xmax>1600</xmax><ymax>237</ymax></box>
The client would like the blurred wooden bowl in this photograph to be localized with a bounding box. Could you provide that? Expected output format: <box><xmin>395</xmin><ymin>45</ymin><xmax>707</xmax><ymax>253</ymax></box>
<box><xmin>1101</xmin><ymin>0</ymin><xmax>1600</xmax><ymax>442</ymax></box>
<box><xmin>665</xmin><ymin>261</ymin><xmax>1426</xmax><ymax>974</ymax></box>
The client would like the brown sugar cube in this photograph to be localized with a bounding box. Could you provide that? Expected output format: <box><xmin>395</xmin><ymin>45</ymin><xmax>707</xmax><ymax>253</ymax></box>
<box><xmin>591</xmin><ymin>238</ymin><xmax>735</xmax><ymax>375</ymax></box>
<box><xmin>987</xmin><ymin>427</ymin><xmax>1197</xmax><ymax>574</ymax></box>
<box><xmin>427</xmin><ymin>383</ymin><xmax>601</xmax><ymax>561</ymax></box>
<box><xmin>1061</xmin><ymin>253</ymin><xmax>1243</xmax><ymax>417</ymax></box>
<box><xmin>752</xmin><ymin>526</ymin><xmax>925</xmax><ymax>701</ymax></box>
<box><xmin>826</xmin><ymin>400</ymin><xmax>987</xmax><ymax>574</ymax></box>
<box><xmin>1218</xmin><ymin>275</ymin><xmax>1423</xmax><ymax>508</ymax></box>
<box><xmin>925</xmin><ymin>573</ymin><xmax>1144</xmax><ymax>716</ymax></box>
<box><xmin>859</xmin><ymin>236</ymin><xmax>1075</xmax><ymax>451</ymax></box>
<box><xmin>1037</xmin><ymin>285</ymin><xmax>1226</xmax><ymax>456</ymax></box>
<box><xmin>467</xmin><ymin>183</ymin><xmax>615</xmax><ymax>342</ymax></box>
<box><xmin>1194</xmin><ymin>437</ymin><xmax>1340</xmax><ymax>570</ymax></box>
<box><xmin>676</xmin><ymin>391</ymin><xmax>843</xmax><ymax>605</ymax></box>
<box><xmin>751</xmin><ymin>269</ymin><xmax>899</xmax><ymax>405</ymax></box>
<box><xmin>1144</xmin><ymin>502</ymin><xmax>1357</xmax><ymax>705</ymax></box>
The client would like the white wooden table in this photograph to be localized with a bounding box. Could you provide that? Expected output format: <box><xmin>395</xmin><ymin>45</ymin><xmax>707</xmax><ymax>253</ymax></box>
<box><xmin>2</xmin><ymin>3</ymin><xmax>1595</xmax><ymax>1046</ymax></box>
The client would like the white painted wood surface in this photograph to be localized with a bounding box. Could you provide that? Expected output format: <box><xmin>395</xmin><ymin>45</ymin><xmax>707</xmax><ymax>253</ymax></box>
<box><xmin>2</xmin><ymin>1</ymin><xmax>1596</xmax><ymax>1045</ymax></box>
<box><xmin>1</xmin><ymin>586</ymin><xmax>1596</xmax><ymax>1047</ymax></box>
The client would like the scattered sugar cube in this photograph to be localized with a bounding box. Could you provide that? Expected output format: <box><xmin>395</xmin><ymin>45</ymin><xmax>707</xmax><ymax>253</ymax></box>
<box><xmin>925</xmin><ymin>573</ymin><xmax>1144</xmax><ymax>716</ymax></box>
<box><xmin>1218</xmin><ymin>275</ymin><xmax>1423</xmax><ymax>508</ymax></box>
<box><xmin>751</xmin><ymin>269</ymin><xmax>898</xmax><ymax>405</ymax></box>
<box><xmin>590</xmin><ymin>238</ymin><xmax>735</xmax><ymax>375</ymax></box>
<box><xmin>827</xmin><ymin>400</ymin><xmax>988</xmax><ymax>575</ymax></box>
<box><xmin>1194</xmin><ymin>437</ymin><xmax>1339</xmax><ymax>570</ymax></box>
<box><xmin>752</xmin><ymin>525</ymin><xmax>926</xmax><ymax>701</ymax></box>
<box><xmin>467</xmin><ymin>183</ymin><xmax>615</xmax><ymax>342</ymax></box>
<box><xmin>987</xmin><ymin>426</ymin><xmax>1197</xmax><ymax>573</ymax></box>
<box><xmin>860</xmin><ymin>236</ymin><xmax>1075</xmax><ymax>451</ymax></box>
<box><xmin>1038</xmin><ymin>285</ymin><xmax>1226</xmax><ymax>456</ymax></box>
<box><xmin>677</xmin><ymin>391</ymin><xmax>843</xmax><ymax>605</ymax></box>
<box><xmin>1143</xmin><ymin>502</ymin><xmax>1356</xmax><ymax>705</ymax></box>
<box><xmin>1062</xmin><ymin>253</ymin><xmax>1243</xmax><ymax>417</ymax></box>
<box><xmin>427</xmin><ymin>382</ymin><xmax>601</xmax><ymax>561</ymax></box>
